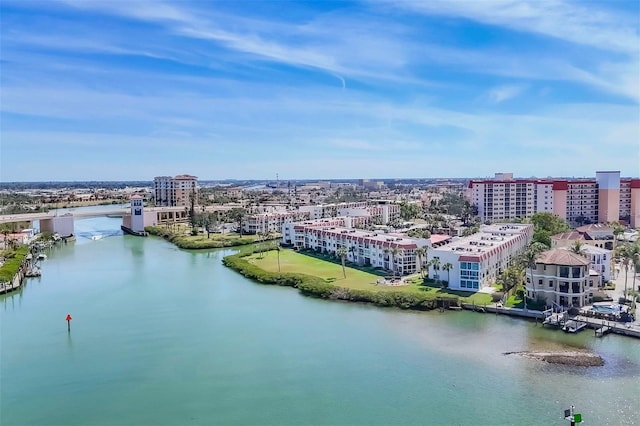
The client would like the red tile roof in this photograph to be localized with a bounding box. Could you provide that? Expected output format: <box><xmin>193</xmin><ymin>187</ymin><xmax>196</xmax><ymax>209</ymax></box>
<box><xmin>536</xmin><ymin>249</ymin><xmax>590</xmax><ymax>266</ymax></box>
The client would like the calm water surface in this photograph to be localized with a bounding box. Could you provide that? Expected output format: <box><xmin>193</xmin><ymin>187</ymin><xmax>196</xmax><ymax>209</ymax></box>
<box><xmin>2</xmin><ymin>216</ymin><xmax>639</xmax><ymax>425</ymax></box>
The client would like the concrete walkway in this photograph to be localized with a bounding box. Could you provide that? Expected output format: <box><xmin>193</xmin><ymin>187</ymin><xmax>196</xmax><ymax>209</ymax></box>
<box><xmin>609</xmin><ymin>261</ymin><xmax>639</xmax><ymax>301</ymax></box>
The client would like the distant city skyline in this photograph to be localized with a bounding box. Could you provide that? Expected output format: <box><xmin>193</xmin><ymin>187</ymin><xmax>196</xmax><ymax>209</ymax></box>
<box><xmin>1</xmin><ymin>1</ymin><xmax>638</xmax><ymax>181</ymax></box>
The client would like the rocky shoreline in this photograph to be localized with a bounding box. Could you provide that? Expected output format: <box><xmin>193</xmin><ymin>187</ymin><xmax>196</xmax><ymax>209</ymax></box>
<box><xmin>504</xmin><ymin>351</ymin><xmax>605</xmax><ymax>367</ymax></box>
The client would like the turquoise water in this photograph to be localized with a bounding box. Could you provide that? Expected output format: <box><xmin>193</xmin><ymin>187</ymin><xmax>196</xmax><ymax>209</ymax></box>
<box><xmin>592</xmin><ymin>304</ymin><xmax>621</xmax><ymax>314</ymax></box>
<box><xmin>1</xmin><ymin>216</ymin><xmax>639</xmax><ymax>425</ymax></box>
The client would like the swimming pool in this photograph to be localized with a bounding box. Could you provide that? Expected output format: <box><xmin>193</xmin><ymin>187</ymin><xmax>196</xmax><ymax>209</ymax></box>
<box><xmin>591</xmin><ymin>304</ymin><xmax>621</xmax><ymax>314</ymax></box>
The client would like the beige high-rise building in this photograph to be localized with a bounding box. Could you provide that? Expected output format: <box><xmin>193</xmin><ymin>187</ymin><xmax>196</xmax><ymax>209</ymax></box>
<box><xmin>596</xmin><ymin>171</ymin><xmax>620</xmax><ymax>224</ymax></box>
<box><xmin>468</xmin><ymin>171</ymin><xmax>640</xmax><ymax>227</ymax></box>
<box><xmin>153</xmin><ymin>174</ymin><xmax>198</xmax><ymax>207</ymax></box>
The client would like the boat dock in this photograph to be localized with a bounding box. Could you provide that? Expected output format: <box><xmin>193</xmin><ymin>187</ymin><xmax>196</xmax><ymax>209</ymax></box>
<box><xmin>462</xmin><ymin>303</ymin><xmax>640</xmax><ymax>339</ymax></box>
<box><xmin>595</xmin><ymin>325</ymin><xmax>611</xmax><ymax>337</ymax></box>
<box><xmin>562</xmin><ymin>320</ymin><xmax>587</xmax><ymax>333</ymax></box>
<box><xmin>542</xmin><ymin>312</ymin><xmax>568</xmax><ymax>327</ymax></box>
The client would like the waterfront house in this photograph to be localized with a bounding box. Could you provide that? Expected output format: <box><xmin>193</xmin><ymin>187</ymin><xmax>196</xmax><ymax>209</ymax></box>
<box><xmin>525</xmin><ymin>249</ymin><xmax>596</xmax><ymax>308</ymax></box>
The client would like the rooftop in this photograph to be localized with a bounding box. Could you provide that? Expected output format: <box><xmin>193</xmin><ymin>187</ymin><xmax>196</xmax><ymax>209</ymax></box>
<box><xmin>565</xmin><ymin>245</ymin><xmax>611</xmax><ymax>255</ymax></box>
<box><xmin>294</xmin><ymin>223</ymin><xmax>423</xmax><ymax>249</ymax></box>
<box><xmin>575</xmin><ymin>224</ymin><xmax>613</xmax><ymax>234</ymax></box>
<box><xmin>551</xmin><ymin>231</ymin><xmax>584</xmax><ymax>241</ymax></box>
<box><xmin>536</xmin><ymin>249</ymin><xmax>590</xmax><ymax>266</ymax></box>
<box><xmin>433</xmin><ymin>223</ymin><xmax>532</xmax><ymax>255</ymax></box>
<box><xmin>429</xmin><ymin>234</ymin><xmax>452</xmax><ymax>245</ymax></box>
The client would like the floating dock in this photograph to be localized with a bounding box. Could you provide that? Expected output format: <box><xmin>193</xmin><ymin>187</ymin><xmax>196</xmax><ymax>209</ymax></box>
<box><xmin>562</xmin><ymin>320</ymin><xmax>587</xmax><ymax>333</ymax></box>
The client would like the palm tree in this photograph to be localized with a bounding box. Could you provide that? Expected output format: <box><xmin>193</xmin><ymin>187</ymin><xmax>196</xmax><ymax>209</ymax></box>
<box><xmin>618</xmin><ymin>242</ymin><xmax>640</xmax><ymax>298</ymax></box>
<box><xmin>7</xmin><ymin>237</ymin><xmax>18</xmax><ymax>251</ymax></box>
<box><xmin>629</xmin><ymin>242</ymin><xmax>640</xmax><ymax>294</ymax></box>
<box><xmin>523</xmin><ymin>242</ymin><xmax>548</xmax><ymax>310</ymax></box>
<box><xmin>383</xmin><ymin>248</ymin><xmax>390</xmax><ymax>274</ymax></box>
<box><xmin>612</xmin><ymin>222</ymin><xmax>624</xmax><ymax>250</ymax></box>
<box><xmin>415</xmin><ymin>247</ymin><xmax>427</xmax><ymax>278</ymax></box>
<box><xmin>336</xmin><ymin>245</ymin><xmax>348</xmax><ymax>278</ymax></box>
<box><xmin>430</xmin><ymin>257</ymin><xmax>441</xmax><ymax>282</ymax></box>
<box><xmin>348</xmin><ymin>246</ymin><xmax>357</xmax><ymax>264</ymax></box>
<box><xmin>569</xmin><ymin>240</ymin><xmax>584</xmax><ymax>255</ymax></box>
<box><xmin>616</xmin><ymin>244</ymin><xmax>631</xmax><ymax>300</ymax></box>
<box><xmin>1</xmin><ymin>228</ymin><xmax>9</xmax><ymax>249</ymax></box>
<box><xmin>391</xmin><ymin>247</ymin><xmax>400</xmax><ymax>279</ymax></box>
<box><xmin>442</xmin><ymin>262</ymin><xmax>453</xmax><ymax>287</ymax></box>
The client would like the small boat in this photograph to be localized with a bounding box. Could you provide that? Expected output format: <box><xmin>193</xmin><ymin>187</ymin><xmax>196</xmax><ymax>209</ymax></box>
<box><xmin>562</xmin><ymin>320</ymin><xmax>587</xmax><ymax>333</ymax></box>
<box><xmin>91</xmin><ymin>234</ymin><xmax>103</xmax><ymax>241</ymax></box>
<box><xmin>37</xmin><ymin>254</ymin><xmax>47</xmax><ymax>260</ymax></box>
<box><xmin>26</xmin><ymin>268</ymin><xmax>41</xmax><ymax>277</ymax></box>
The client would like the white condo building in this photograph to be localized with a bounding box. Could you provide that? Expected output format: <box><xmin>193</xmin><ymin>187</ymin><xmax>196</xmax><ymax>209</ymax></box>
<box><xmin>243</xmin><ymin>211</ymin><xmax>310</xmax><ymax>235</ymax></box>
<box><xmin>427</xmin><ymin>224</ymin><xmax>533</xmax><ymax>291</ymax></box>
<box><xmin>282</xmin><ymin>218</ymin><xmax>430</xmax><ymax>276</ymax></box>
<box><xmin>298</xmin><ymin>201</ymin><xmax>400</xmax><ymax>224</ymax></box>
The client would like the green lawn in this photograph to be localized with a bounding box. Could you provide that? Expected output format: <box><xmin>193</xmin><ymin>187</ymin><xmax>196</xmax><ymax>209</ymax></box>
<box><xmin>248</xmin><ymin>249</ymin><xmax>493</xmax><ymax>304</ymax></box>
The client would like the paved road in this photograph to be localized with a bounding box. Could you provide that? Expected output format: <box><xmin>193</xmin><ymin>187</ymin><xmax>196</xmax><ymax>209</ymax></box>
<box><xmin>607</xmin><ymin>262</ymin><xmax>639</xmax><ymax>325</ymax></box>
<box><xmin>609</xmin><ymin>262</ymin><xmax>639</xmax><ymax>300</ymax></box>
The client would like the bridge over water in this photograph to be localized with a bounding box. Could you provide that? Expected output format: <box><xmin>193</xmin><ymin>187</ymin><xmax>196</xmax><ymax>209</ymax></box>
<box><xmin>0</xmin><ymin>205</ymin><xmax>236</xmax><ymax>236</ymax></box>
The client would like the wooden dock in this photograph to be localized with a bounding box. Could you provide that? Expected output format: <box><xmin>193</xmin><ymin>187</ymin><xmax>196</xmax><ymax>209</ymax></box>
<box><xmin>461</xmin><ymin>304</ymin><xmax>640</xmax><ymax>340</ymax></box>
<box><xmin>562</xmin><ymin>320</ymin><xmax>587</xmax><ymax>333</ymax></box>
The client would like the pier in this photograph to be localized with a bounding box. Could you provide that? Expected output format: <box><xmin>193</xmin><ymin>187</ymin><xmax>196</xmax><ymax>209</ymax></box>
<box><xmin>462</xmin><ymin>303</ymin><xmax>640</xmax><ymax>339</ymax></box>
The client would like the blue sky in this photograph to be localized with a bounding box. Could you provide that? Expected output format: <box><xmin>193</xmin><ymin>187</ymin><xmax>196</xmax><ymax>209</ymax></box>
<box><xmin>1</xmin><ymin>0</ymin><xmax>638</xmax><ymax>181</ymax></box>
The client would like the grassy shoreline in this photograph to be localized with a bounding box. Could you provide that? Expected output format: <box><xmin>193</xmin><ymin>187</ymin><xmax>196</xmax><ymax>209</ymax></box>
<box><xmin>223</xmin><ymin>248</ymin><xmax>491</xmax><ymax>311</ymax></box>
<box><xmin>0</xmin><ymin>246</ymin><xmax>29</xmax><ymax>283</ymax></box>
<box><xmin>145</xmin><ymin>225</ymin><xmax>279</xmax><ymax>249</ymax></box>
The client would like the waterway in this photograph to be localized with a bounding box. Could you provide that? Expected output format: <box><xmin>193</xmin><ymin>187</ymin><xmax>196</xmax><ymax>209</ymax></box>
<box><xmin>1</xmin><ymin>215</ymin><xmax>639</xmax><ymax>425</ymax></box>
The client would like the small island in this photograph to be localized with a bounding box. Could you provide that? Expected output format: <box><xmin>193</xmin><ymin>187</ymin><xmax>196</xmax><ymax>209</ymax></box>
<box><xmin>504</xmin><ymin>351</ymin><xmax>605</xmax><ymax>367</ymax></box>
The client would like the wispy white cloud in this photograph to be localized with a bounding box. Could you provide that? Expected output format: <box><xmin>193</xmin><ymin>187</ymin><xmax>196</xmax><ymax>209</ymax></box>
<box><xmin>388</xmin><ymin>0</ymin><xmax>639</xmax><ymax>55</ymax></box>
<box><xmin>56</xmin><ymin>0</ymin><xmax>419</xmax><ymax>86</ymax></box>
<box><xmin>485</xmin><ymin>84</ymin><xmax>528</xmax><ymax>103</ymax></box>
<box><xmin>379</xmin><ymin>0</ymin><xmax>640</xmax><ymax>102</ymax></box>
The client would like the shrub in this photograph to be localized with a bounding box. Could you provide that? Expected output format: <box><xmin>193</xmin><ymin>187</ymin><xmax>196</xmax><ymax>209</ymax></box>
<box><xmin>492</xmin><ymin>292</ymin><xmax>505</xmax><ymax>303</ymax></box>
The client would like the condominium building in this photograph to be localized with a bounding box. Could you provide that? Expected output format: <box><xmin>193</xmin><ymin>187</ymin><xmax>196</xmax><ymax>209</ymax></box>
<box><xmin>467</xmin><ymin>171</ymin><xmax>640</xmax><ymax>227</ymax></box>
<box><xmin>525</xmin><ymin>249</ymin><xmax>599</xmax><ymax>308</ymax></box>
<box><xmin>282</xmin><ymin>219</ymin><xmax>430</xmax><ymax>276</ymax></box>
<box><xmin>243</xmin><ymin>211</ymin><xmax>310</xmax><ymax>235</ymax></box>
<box><xmin>153</xmin><ymin>174</ymin><xmax>198</xmax><ymax>207</ymax></box>
<box><xmin>298</xmin><ymin>201</ymin><xmax>400</xmax><ymax>224</ymax></box>
<box><xmin>427</xmin><ymin>224</ymin><xmax>533</xmax><ymax>291</ymax></box>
